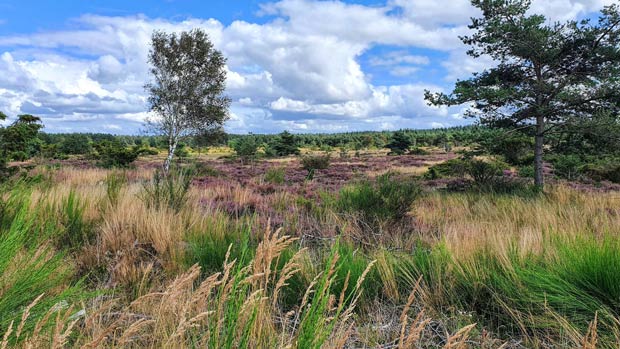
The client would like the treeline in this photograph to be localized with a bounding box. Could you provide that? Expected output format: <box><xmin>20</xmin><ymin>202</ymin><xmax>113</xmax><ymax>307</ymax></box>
<box><xmin>1</xmin><ymin>112</ymin><xmax>619</xmax><ymax>184</ymax></box>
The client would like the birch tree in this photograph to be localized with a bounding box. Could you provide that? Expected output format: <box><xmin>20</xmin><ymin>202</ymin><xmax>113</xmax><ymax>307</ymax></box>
<box><xmin>146</xmin><ymin>29</ymin><xmax>230</xmax><ymax>173</ymax></box>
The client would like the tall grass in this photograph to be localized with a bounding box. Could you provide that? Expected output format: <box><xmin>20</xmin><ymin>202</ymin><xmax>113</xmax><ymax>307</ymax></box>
<box><xmin>0</xmin><ymin>202</ymin><xmax>85</xmax><ymax>343</ymax></box>
<box><xmin>140</xmin><ymin>167</ymin><xmax>192</xmax><ymax>212</ymax></box>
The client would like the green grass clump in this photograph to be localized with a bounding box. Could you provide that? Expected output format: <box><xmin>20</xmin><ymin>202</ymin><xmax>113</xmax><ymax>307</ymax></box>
<box><xmin>140</xmin><ymin>167</ymin><xmax>193</xmax><ymax>212</ymax></box>
<box><xmin>185</xmin><ymin>215</ymin><xmax>256</xmax><ymax>274</ymax></box>
<box><xmin>329</xmin><ymin>242</ymin><xmax>380</xmax><ymax>303</ymax></box>
<box><xmin>264</xmin><ymin>167</ymin><xmax>286</xmax><ymax>184</ymax></box>
<box><xmin>0</xmin><ymin>203</ymin><xmax>86</xmax><ymax>342</ymax></box>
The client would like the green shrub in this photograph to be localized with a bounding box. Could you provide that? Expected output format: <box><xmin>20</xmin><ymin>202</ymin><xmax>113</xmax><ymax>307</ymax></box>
<box><xmin>139</xmin><ymin>147</ymin><xmax>160</xmax><ymax>155</ymax></box>
<box><xmin>9</xmin><ymin>150</ymin><xmax>29</xmax><ymax>162</ymax></box>
<box><xmin>518</xmin><ymin>164</ymin><xmax>535</xmax><ymax>178</ymax></box>
<box><xmin>93</xmin><ymin>140</ymin><xmax>142</xmax><ymax>168</ymax></box>
<box><xmin>581</xmin><ymin>158</ymin><xmax>620</xmax><ymax>183</ymax></box>
<box><xmin>232</xmin><ymin>136</ymin><xmax>259</xmax><ymax>161</ymax></box>
<box><xmin>386</xmin><ymin>130</ymin><xmax>413</xmax><ymax>155</ymax></box>
<box><xmin>466</xmin><ymin>158</ymin><xmax>507</xmax><ymax>188</ymax></box>
<box><xmin>424</xmin><ymin>158</ymin><xmax>468</xmax><ymax>180</ymax></box>
<box><xmin>300</xmin><ymin>153</ymin><xmax>331</xmax><ymax>180</ymax></box>
<box><xmin>409</xmin><ymin>147</ymin><xmax>430</xmax><ymax>155</ymax></box>
<box><xmin>264</xmin><ymin>167</ymin><xmax>286</xmax><ymax>184</ymax></box>
<box><xmin>550</xmin><ymin>154</ymin><xmax>584</xmax><ymax>180</ymax></box>
<box><xmin>336</xmin><ymin>173</ymin><xmax>421</xmax><ymax>225</ymax></box>
<box><xmin>425</xmin><ymin>158</ymin><xmax>509</xmax><ymax>188</ymax></box>
<box><xmin>174</xmin><ymin>143</ymin><xmax>190</xmax><ymax>158</ymax></box>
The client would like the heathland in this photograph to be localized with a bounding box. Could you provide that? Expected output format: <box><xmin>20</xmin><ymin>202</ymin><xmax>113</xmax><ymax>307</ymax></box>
<box><xmin>1</xmin><ymin>126</ymin><xmax>619</xmax><ymax>348</ymax></box>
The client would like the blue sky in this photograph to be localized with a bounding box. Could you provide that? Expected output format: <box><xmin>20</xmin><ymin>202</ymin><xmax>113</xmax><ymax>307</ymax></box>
<box><xmin>0</xmin><ymin>0</ymin><xmax>613</xmax><ymax>134</ymax></box>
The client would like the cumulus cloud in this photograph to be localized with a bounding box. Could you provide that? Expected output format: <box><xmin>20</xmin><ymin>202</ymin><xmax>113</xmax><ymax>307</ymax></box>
<box><xmin>0</xmin><ymin>0</ymin><xmax>612</xmax><ymax>133</ymax></box>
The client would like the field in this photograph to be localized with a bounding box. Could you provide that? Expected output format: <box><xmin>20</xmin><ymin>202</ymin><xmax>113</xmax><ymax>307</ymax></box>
<box><xmin>1</xmin><ymin>148</ymin><xmax>620</xmax><ymax>348</ymax></box>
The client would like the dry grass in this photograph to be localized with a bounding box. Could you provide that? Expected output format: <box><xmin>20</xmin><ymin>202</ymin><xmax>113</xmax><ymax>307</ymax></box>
<box><xmin>4</xmin><ymin>161</ymin><xmax>620</xmax><ymax>348</ymax></box>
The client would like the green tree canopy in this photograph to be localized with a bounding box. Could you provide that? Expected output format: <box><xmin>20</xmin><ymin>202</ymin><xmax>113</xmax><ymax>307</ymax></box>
<box><xmin>1</xmin><ymin>114</ymin><xmax>43</xmax><ymax>161</ymax></box>
<box><xmin>146</xmin><ymin>29</ymin><xmax>231</xmax><ymax>173</ymax></box>
<box><xmin>425</xmin><ymin>0</ymin><xmax>620</xmax><ymax>188</ymax></box>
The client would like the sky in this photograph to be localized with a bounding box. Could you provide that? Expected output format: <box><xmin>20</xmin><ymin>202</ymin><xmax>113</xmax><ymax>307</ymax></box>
<box><xmin>0</xmin><ymin>0</ymin><xmax>615</xmax><ymax>134</ymax></box>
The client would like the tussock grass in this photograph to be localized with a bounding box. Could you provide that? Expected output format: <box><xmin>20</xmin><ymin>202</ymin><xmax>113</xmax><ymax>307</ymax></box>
<box><xmin>3</xmin><ymin>162</ymin><xmax>619</xmax><ymax>347</ymax></box>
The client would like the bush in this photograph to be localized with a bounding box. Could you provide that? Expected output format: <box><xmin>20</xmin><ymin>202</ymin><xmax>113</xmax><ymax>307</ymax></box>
<box><xmin>424</xmin><ymin>158</ymin><xmax>468</xmax><ymax>180</ymax></box>
<box><xmin>409</xmin><ymin>147</ymin><xmax>430</xmax><ymax>155</ymax></box>
<box><xmin>581</xmin><ymin>158</ymin><xmax>620</xmax><ymax>183</ymax></box>
<box><xmin>518</xmin><ymin>164</ymin><xmax>535</xmax><ymax>178</ymax></box>
<box><xmin>192</xmin><ymin>162</ymin><xmax>222</xmax><ymax>177</ymax></box>
<box><xmin>174</xmin><ymin>143</ymin><xmax>190</xmax><ymax>159</ymax></box>
<box><xmin>94</xmin><ymin>140</ymin><xmax>142</xmax><ymax>168</ymax></box>
<box><xmin>232</xmin><ymin>136</ymin><xmax>258</xmax><ymax>161</ymax></box>
<box><xmin>336</xmin><ymin>173</ymin><xmax>421</xmax><ymax>225</ymax></box>
<box><xmin>267</xmin><ymin>131</ymin><xmax>300</xmax><ymax>157</ymax></box>
<box><xmin>550</xmin><ymin>154</ymin><xmax>583</xmax><ymax>180</ymax></box>
<box><xmin>466</xmin><ymin>158</ymin><xmax>506</xmax><ymax>188</ymax></box>
<box><xmin>140</xmin><ymin>147</ymin><xmax>160</xmax><ymax>156</ymax></box>
<box><xmin>386</xmin><ymin>130</ymin><xmax>412</xmax><ymax>155</ymax></box>
<box><xmin>264</xmin><ymin>167</ymin><xmax>286</xmax><ymax>184</ymax></box>
<box><xmin>300</xmin><ymin>153</ymin><xmax>331</xmax><ymax>180</ymax></box>
<box><xmin>9</xmin><ymin>150</ymin><xmax>29</xmax><ymax>162</ymax></box>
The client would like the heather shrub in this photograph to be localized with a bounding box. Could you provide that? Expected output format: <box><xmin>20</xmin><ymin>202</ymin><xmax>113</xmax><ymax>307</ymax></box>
<box><xmin>192</xmin><ymin>162</ymin><xmax>222</xmax><ymax>177</ymax></box>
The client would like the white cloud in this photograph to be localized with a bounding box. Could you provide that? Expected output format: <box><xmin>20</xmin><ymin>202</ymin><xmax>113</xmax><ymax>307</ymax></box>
<box><xmin>0</xmin><ymin>0</ymin><xmax>612</xmax><ymax>133</ymax></box>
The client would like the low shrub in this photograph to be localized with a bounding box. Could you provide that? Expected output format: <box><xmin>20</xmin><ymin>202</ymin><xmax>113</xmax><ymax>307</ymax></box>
<box><xmin>423</xmin><ymin>158</ymin><xmax>467</xmax><ymax>180</ymax></box>
<box><xmin>549</xmin><ymin>154</ymin><xmax>584</xmax><ymax>180</ymax></box>
<box><xmin>139</xmin><ymin>147</ymin><xmax>160</xmax><ymax>155</ymax></box>
<box><xmin>192</xmin><ymin>162</ymin><xmax>223</xmax><ymax>177</ymax></box>
<box><xmin>93</xmin><ymin>140</ymin><xmax>143</xmax><ymax>168</ymax></box>
<box><xmin>336</xmin><ymin>172</ymin><xmax>421</xmax><ymax>225</ymax></box>
<box><xmin>409</xmin><ymin>147</ymin><xmax>430</xmax><ymax>155</ymax></box>
<box><xmin>174</xmin><ymin>143</ymin><xmax>190</xmax><ymax>159</ymax></box>
<box><xmin>581</xmin><ymin>158</ymin><xmax>620</xmax><ymax>183</ymax></box>
<box><xmin>264</xmin><ymin>166</ymin><xmax>286</xmax><ymax>184</ymax></box>
<box><xmin>300</xmin><ymin>153</ymin><xmax>331</xmax><ymax>180</ymax></box>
